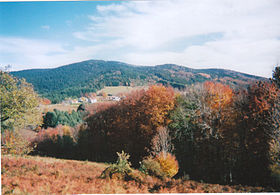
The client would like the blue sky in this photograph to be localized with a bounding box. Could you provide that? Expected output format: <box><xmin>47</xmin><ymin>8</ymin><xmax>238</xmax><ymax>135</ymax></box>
<box><xmin>1</xmin><ymin>0</ymin><xmax>280</xmax><ymax>77</ymax></box>
<box><xmin>0</xmin><ymin>2</ymin><xmax>109</xmax><ymax>40</ymax></box>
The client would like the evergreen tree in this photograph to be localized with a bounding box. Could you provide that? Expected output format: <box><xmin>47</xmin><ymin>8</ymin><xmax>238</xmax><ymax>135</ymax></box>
<box><xmin>272</xmin><ymin>66</ymin><xmax>280</xmax><ymax>88</ymax></box>
<box><xmin>43</xmin><ymin>112</ymin><xmax>57</xmax><ymax>128</ymax></box>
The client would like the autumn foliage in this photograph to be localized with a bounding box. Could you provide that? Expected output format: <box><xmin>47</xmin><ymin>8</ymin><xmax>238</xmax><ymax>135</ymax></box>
<box><xmin>27</xmin><ymin>81</ymin><xmax>280</xmax><ymax>187</ymax></box>
<box><xmin>86</xmin><ymin>101</ymin><xmax>116</xmax><ymax>116</ymax></box>
<box><xmin>31</xmin><ymin>125</ymin><xmax>77</xmax><ymax>159</ymax></box>
<box><xmin>235</xmin><ymin>81</ymin><xmax>280</xmax><ymax>185</ymax></box>
<box><xmin>204</xmin><ymin>81</ymin><xmax>233</xmax><ymax>111</ymax></box>
<box><xmin>139</xmin><ymin>152</ymin><xmax>179</xmax><ymax>179</ymax></box>
<box><xmin>78</xmin><ymin>85</ymin><xmax>175</xmax><ymax>165</ymax></box>
<box><xmin>1</xmin><ymin>131</ymin><xmax>34</xmax><ymax>155</ymax></box>
<box><xmin>156</xmin><ymin>152</ymin><xmax>179</xmax><ymax>178</ymax></box>
<box><xmin>169</xmin><ymin>80</ymin><xmax>280</xmax><ymax>186</ymax></box>
<box><xmin>4</xmin><ymin>63</ymin><xmax>280</xmax><ymax>193</ymax></box>
<box><xmin>4</xmin><ymin>73</ymin><xmax>279</xmax><ymax>190</ymax></box>
<box><xmin>40</xmin><ymin>98</ymin><xmax>51</xmax><ymax>105</ymax></box>
<box><xmin>0</xmin><ymin>71</ymin><xmax>41</xmax><ymax>131</ymax></box>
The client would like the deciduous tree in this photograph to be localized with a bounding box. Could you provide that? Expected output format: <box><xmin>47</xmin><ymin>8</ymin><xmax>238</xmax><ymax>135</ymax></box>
<box><xmin>0</xmin><ymin>71</ymin><xmax>41</xmax><ymax>131</ymax></box>
<box><xmin>78</xmin><ymin>85</ymin><xmax>175</xmax><ymax>165</ymax></box>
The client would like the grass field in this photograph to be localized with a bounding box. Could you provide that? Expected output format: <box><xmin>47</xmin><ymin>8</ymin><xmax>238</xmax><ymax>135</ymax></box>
<box><xmin>1</xmin><ymin>155</ymin><xmax>276</xmax><ymax>194</ymax></box>
<box><xmin>97</xmin><ymin>86</ymin><xmax>148</xmax><ymax>96</ymax></box>
<box><xmin>38</xmin><ymin>86</ymin><xmax>148</xmax><ymax>113</ymax></box>
<box><xmin>39</xmin><ymin>104</ymin><xmax>80</xmax><ymax>113</ymax></box>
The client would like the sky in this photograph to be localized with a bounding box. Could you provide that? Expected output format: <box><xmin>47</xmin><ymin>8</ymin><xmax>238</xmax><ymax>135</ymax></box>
<box><xmin>0</xmin><ymin>0</ymin><xmax>280</xmax><ymax>78</ymax></box>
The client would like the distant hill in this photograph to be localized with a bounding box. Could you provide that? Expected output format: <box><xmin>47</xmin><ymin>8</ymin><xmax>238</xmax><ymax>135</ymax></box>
<box><xmin>11</xmin><ymin>60</ymin><xmax>265</xmax><ymax>103</ymax></box>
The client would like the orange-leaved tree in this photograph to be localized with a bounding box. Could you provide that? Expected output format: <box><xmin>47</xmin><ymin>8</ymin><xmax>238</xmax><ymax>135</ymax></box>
<box><xmin>203</xmin><ymin>81</ymin><xmax>233</xmax><ymax>111</ymax></box>
<box><xmin>78</xmin><ymin>85</ymin><xmax>175</xmax><ymax>165</ymax></box>
<box><xmin>234</xmin><ymin>81</ymin><xmax>280</xmax><ymax>185</ymax></box>
<box><xmin>169</xmin><ymin>82</ymin><xmax>237</xmax><ymax>183</ymax></box>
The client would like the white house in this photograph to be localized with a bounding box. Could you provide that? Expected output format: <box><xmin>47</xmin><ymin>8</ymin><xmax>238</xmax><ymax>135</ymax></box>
<box><xmin>88</xmin><ymin>98</ymin><xmax>97</xmax><ymax>103</ymax></box>
<box><xmin>112</xmin><ymin>96</ymin><xmax>121</xmax><ymax>101</ymax></box>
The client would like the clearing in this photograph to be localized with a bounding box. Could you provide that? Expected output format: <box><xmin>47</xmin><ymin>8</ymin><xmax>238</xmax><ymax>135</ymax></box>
<box><xmin>39</xmin><ymin>104</ymin><xmax>80</xmax><ymax>113</ymax></box>
<box><xmin>97</xmin><ymin>86</ymin><xmax>148</xmax><ymax>96</ymax></box>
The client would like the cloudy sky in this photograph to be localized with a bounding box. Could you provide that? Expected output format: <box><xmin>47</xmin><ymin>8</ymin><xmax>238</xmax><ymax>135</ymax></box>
<box><xmin>0</xmin><ymin>0</ymin><xmax>280</xmax><ymax>77</ymax></box>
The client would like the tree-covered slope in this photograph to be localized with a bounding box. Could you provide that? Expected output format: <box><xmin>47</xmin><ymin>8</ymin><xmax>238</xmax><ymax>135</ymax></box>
<box><xmin>11</xmin><ymin>60</ymin><xmax>265</xmax><ymax>103</ymax></box>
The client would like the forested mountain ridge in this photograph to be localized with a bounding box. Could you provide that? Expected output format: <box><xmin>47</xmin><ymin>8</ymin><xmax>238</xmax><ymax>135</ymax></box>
<box><xmin>11</xmin><ymin>60</ymin><xmax>265</xmax><ymax>103</ymax></box>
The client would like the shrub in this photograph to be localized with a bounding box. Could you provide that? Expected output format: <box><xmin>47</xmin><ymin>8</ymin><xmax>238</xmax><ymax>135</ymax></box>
<box><xmin>62</xmin><ymin>125</ymin><xmax>72</xmax><ymax>137</ymax></box>
<box><xmin>156</xmin><ymin>152</ymin><xmax>179</xmax><ymax>178</ymax></box>
<box><xmin>140</xmin><ymin>152</ymin><xmax>179</xmax><ymax>179</ymax></box>
<box><xmin>140</xmin><ymin>156</ymin><xmax>165</xmax><ymax>179</ymax></box>
<box><xmin>1</xmin><ymin>131</ymin><xmax>34</xmax><ymax>155</ymax></box>
<box><xmin>101</xmin><ymin>151</ymin><xmax>133</xmax><ymax>180</ymax></box>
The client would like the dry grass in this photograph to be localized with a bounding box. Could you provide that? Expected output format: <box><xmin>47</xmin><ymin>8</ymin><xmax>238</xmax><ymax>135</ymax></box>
<box><xmin>1</xmin><ymin>155</ymin><xmax>276</xmax><ymax>194</ymax></box>
<box><xmin>1</xmin><ymin>155</ymin><xmax>150</xmax><ymax>194</ymax></box>
<box><xmin>97</xmin><ymin>86</ymin><xmax>148</xmax><ymax>96</ymax></box>
<box><xmin>39</xmin><ymin>104</ymin><xmax>79</xmax><ymax>113</ymax></box>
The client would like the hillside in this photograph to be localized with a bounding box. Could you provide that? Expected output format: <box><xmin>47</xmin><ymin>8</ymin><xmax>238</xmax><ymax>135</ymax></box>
<box><xmin>11</xmin><ymin>60</ymin><xmax>265</xmax><ymax>103</ymax></box>
<box><xmin>1</xmin><ymin>155</ymin><xmax>276</xmax><ymax>194</ymax></box>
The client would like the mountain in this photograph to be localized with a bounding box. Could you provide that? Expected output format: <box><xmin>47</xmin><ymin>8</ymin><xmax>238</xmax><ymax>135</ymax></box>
<box><xmin>11</xmin><ymin>60</ymin><xmax>266</xmax><ymax>103</ymax></box>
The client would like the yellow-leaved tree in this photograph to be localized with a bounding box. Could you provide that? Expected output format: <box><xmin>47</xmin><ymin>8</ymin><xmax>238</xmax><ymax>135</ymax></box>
<box><xmin>1</xmin><ymin>71</ymin><xmax>41</xmax><ymax>154</ymax></box>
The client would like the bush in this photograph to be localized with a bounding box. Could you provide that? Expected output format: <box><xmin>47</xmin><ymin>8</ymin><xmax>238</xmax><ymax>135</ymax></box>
<box><xmin>101</xmin><ymin>151</ymin><xmax>133</xmax><ymax>180</ymax></box>
<box><xmin>140</xmin><ymin>156</ymin><xmax>165</xmax><ymax>179</ymax></box>
<box><xmin>156</xmin><ymin>152</ymin><xmax>179</xmax><ymax>178</ymax></box>
<box><xmin>1</xmin><ymin>131</ymin><xmax>34</xmax><ymax>155</ymax></box>
<box><xmin>140</xmin><ymin>152</ymin><xmax>179</xmax><ymax>179</ymax></box>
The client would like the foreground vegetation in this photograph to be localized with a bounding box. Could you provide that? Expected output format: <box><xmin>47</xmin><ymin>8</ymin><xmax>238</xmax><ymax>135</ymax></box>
<box><xmin>1</xmin><ymin>155</ymin><xmax>276</xmax><ymax>194</ymax></box>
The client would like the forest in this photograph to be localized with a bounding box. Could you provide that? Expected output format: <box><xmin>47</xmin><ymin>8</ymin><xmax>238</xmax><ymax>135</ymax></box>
<box><xmin>1</xmin><ymin>67</ymin><xmax>280</xmax><ymax>193</ymax></box>
<box><xmin>11</xmin><ymin>60</ymin><xmax>264</xmax><ymax>103</ymax></box>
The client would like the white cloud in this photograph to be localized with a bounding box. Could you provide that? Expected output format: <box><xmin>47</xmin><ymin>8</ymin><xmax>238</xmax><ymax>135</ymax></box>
<box><xmin>96</xmin><ymin>3</ymin><xmax>127</xmax><ymax>13</ymax></box>
<box><xmin>1</xmin><ymin>0</ymin><xmax>280</xmax><ymax>77</ymax></box>
<box><xmin>41</xmin><ymin>25</ymin><xmax>50</xmax><ymax>30</ymax></box>
<box><xmin>0</xmin><ymin>37</ymin><xmax>116</xmax><ymax>71</ymax></box>
<box><xmin>73</xmin><ymin>0</ymin><xmax>280</xmax><ymax>77</ymax></box>
<box><xmin>0</xmin><ymin>37</ymin><xmax>65</xmax><ymax>70</ymax></box>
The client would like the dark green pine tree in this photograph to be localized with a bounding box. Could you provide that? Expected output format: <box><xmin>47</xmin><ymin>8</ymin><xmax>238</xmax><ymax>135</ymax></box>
<box><xmin>42</xmin><ymin>112</ymin><xmax>57</xmax><ymax>128</ymax></box>
<box><xmin>272</xmin><ymin>66</ymin><xmax>280</xmax><ymax>88</ymax></box>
